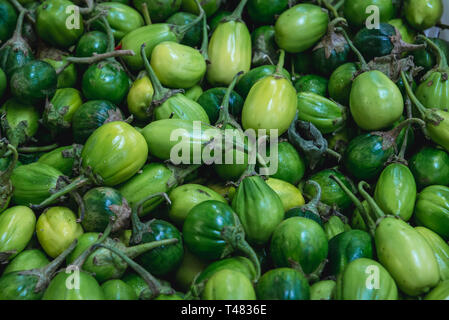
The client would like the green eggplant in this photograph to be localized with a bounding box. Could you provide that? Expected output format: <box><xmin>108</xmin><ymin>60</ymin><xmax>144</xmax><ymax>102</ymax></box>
<box><xmin>0</xmin><ymin>67</ymin><xmax>5</xmax><ymax>99</ymax></box>
<box><xmin>91</xmin><ymin>2</ymin><xmax>144</xmax><ymax>40</ymax></box>
<box><xmin>312</xmin><ymin>18</ymin><xmax>350</xmax><ymax>77</ymax></box>
<box><xmin>409</xmin><ymin>147</ymin><xmax>449</xmax><ymax>189</ymax></box>
<box><xmin>81</xmin><ymin>59</ymin><xmax>130</xmax><ymax>105</ymax></box>
<box><xmin>335</xmin><ymin>258</ymin><xmax>398</xmax><ymax>300</ymax></box>
<box><xmin>235</xmin><ymin>65</ymin><xmax>290</xmax><ymax>99</ymax></box>
<box><xmin>133</xmin><ymin>0</ymin><xmax>182</xmax><ymax>22</ymax></box>
<box><xmin>291</xmin><ymin>51</ymin><xmax>314</xmax><ymax>75</ymax></box>
<box><xmin>294</xmin><ymin>74</ymin><xmax>328</xmax><ymax>97</ymax></box>
<box><xmin>232</xmin><ymin>176</ymin><xmax>284</xmax><ymax>246</ymax></box>
<box><xmin>42</xmin><ymin>88</ymin><xmax>83</xmax><ymax>135</ymax></box>
<box><xmin>414</xmin><ymin>185</ymin><xmax>449</xmax><ymax>240</ymax></box>
<box><xmin>10</xmin><ymin>163</ymin><xmax>65</xmax><ymax>206</ymax></box>
<box><xmin>181</xmin><ymin>0</ymin><xmax>220</xmax><ymax>17</ymax></box>
<box><xmin>184</xmin><ymin>85</ymin><xmax>203</xmax><ymax>101</ymax></box>
<box><xmin>296</xmin><ymin>92</ymin><xmax>346</xmax><ymax>134</ymax></box>
<box><xmin>43</xmin><ymin>270</ymin><xmax>104</xmax><ymax>300</ymax></box>
<box><xmin>3</xmin><ymin>249</ymin><xmax>50</xmax><ymax>275</ymax></box>
<box><xmin>183</xmin><ymin>200</ymin><xmax>261</xmax><ymax>278</ymax></box>
<box><xmin>324</xmin><ymin>216</ymin><xmax>351</xmax><ymax>240</ymax></box>
<box><xmin>275</xmin><ymin>3</ymin><xmax>328</xmax><ymax>53</ymax></box>
<box><xmin>411</xmin><ymin>37</ymin><xmax>449</xmax><ymax>74</ymax></box>
<box><xmin>37</xmin><ymin>145</ymin><xmax>82</xmax><ymax>177</ymax></box>
<box><xmin>0</xmin><ymin>0</ymin><xmax>17</xmax><ymax>43</ymax></box>
<box><xmin>36</xmin><ymin>0</ymin><xmax>84</xmax><ymax>48</ymax></box>
<box><xmin>350</xmin><ymin>70</ymin><xmax>404</xmax><ymax>131</ymax></box>
<box><xmin>140</xmin><ymin>45</ymin><xmax>209</xmax><ymax>123</ymax></box>
<box><xmin>251</xmin><ymin>26</ymin><xmax>278</xmax><ymax>67</ymax></box>
<box><xmin>0</xmin><ymin>241</ymin><xmax>77</xmax><ymax>300</ymax></box>
<box><xmin>0</xmin><ymin>206</ymin><xmax>36</xmax><ymax>262</ymax></box>
<box><xmin>328</xmin><ymin>62</ymin><xmax>358</xmax><ymax>106</ymax></box>
<box><xmin>353</xmin><ymin>23</ymin><xmax>423</xmax><ymax>61</ymax></box>
<box><xmin>174</xmin><ymin>248</ymin><xmax>207</xmax><ymax>292</ymax></box>
<box><xmin>197</xmin><ymin>87</ymin><xmax>244</xmax><ymax>124</ymax></box>
<box><xmin>404</xmin><ymin>0</ymin><xmax>443</xmax><ymax>31</ymax></box>
<box><xmin>242</xmin><ymin>50</ymin><xmax>297</xmax><ymax>136</ymax></box>
<box><xmin>416</xmin><ymin>227</ymin><xmax>449</xmax><ymax>282</ymax></box>
<box><xmin>344</xmin><ymin>0</ymin><xmax>395</xmax><ymax>28</ymax></box>
<box><xmin>206</xmin><ymin>0</ymin><xmax>251</xmax><ymax>86</ymax></box>
<box><xmin>75</xmin><ymin>31</ymin><xmax>109</xmax><ymax>58</ymax></box>
<box><xmin>42</xmin><ymin>57</ymin><xmax>77</xmax><ymax>89</ymax></box>
<box><xmin>120</xmin><ymin>5</ymin><xmax>203</xmax><ymax>70</ymax></box>
<box><xmin>358</xmin><ymin>182</ymin><xmax>440</xmax><ymax>296</ymax></box>
<box><xmin>36</xmin><ymin>206</ymin><xmax>83</xmax><ymax>258</ymax></box>
<box><xmin>151</xmin><ymin>41</ymin><xmax>206</xmax><ymax>89</ymax></box>
<box><xmin>388</xmin><ymin>18</ymin><xmax>417</xmax><ymax>44</ymax></box>
<box><xmin>310</xmin><ymin>280</ymin><xmax>336</xmax><ymax>300</ymax></box>
<box><xmin>0</xmin><ymin>10</ymin><xmax>33</xmax><ymax>77</ymax></box>
<box><xmin>303</xmin><ymin>169</ymin><xmax>353</xmax><ymax>211</ymax></box>
<box><xmin>328</xmin><ymin>230</ymin><xmax>373</xmax><ymax>276</ymax></box>
<box><xmin>168</xmin><ymin>183</ymin><xmax>227</xmax><ymax>226</ymax></box>
<box><xmin>71</xmin><ymin>100</ymin><xmax>125</xmax><ymax>144</ymax></box>
<box><xmin>127</xmin><ymin>72</ymin><xmax>153</xmax><ymax>121</ymax></box>
<box><xmin>255</xmin><ymin>268</ymin><xmax>310</xmax><ymax>300</ymax></box>
<box><xmin>208</xmin><ymin>9</ymin><xmax>230</xmax><ymax>31</ymax></box>
<box><xmin>425</xmin><ymin>280</ymin><xmax>449</xmax><ymax>300</ymax></box>
<box><xmin>247</xmin><ymin>0</ymin><xmax>288</xmax><ymax>25</ymax></box>
<box><xmin>265</xmin><ymin>178</ymin><xmax>305</xmax><ymax>212</ymax></box>
<box><xmin>374</xmin><ymin>163</ymin><xmax>417</xmax><ymax>221</ymax></box>
<box><xmin>0</xmin><ymin>98</ymin><xmax>39</xmax><ymax>147</ymax></box>
<box><xmin>0</xmin><ymin>141</ymin><xmax>18</xmax><ymax>213</ymax></box>
<box><xmin>167</xmin><ymin>12</ymin><xmax>202</xmax><ymax>47</ymax></box>
<box><xmin>201</xmin><ymin>269</ymin><xmax>256</xmax><ymax>300</ymax></box>
<box><xmin>10</xmin><ymin>60</ymin><xmax>57</xmax><ymax>105</ymax></box>
<box><xmin>269</xmin><ymin>141</ymin><xmax>305</xmax><ymax>186</ymax></box>
<box><xmin>270</xmin><ymin>217</ymin><xmax>328</xmax><ymax>275</ymax></box>
<box><xmin>415</xmin><ymin>37</ymin><xmax>449</xmax><ymax>112</ymax></box>
<box><xmin>102</xmin><ymin>279</ymin><xmax>137</xmax><ymax>300</ymax></box>
<box><xmin>118</xmin><ymin>163</ymin><xmax>196</xmax><ymax>217</ymax></box>
<box><xmin>81</xmin><ymin>187</ymin><xmax>130</xmax><ymax>233</ymax></box>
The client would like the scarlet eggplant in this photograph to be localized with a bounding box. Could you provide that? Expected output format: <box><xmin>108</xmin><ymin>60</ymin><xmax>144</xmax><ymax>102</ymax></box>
<box><xmin>232</xmin><ymin>176</ymin><xmax>284</xmax><ymax>246</ymax></box>
<box><xmin>43</xmin><ymin>271</ymin><xmax>104</xmax><ymax>300</ymax></box>
<box><xmin>275</xmin><ymin>3</ymin><xmax>328</xmax><ymax>53</ymax></box>
<box><xmin>242</xmin><ymin>50</ymin><xmax>297</xmax><ymax>136</ymax></box>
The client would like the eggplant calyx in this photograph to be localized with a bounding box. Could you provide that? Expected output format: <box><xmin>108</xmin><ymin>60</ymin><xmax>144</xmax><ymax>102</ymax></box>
<box><xmin>107</xmin><ymin>198</ymin><xmax>131</xmax><ymax>233</ymax></box>
<box><xmin>313</xmin><ymin>17</ymin><xmax>348</xmax><ymax>58</ymax></box>
<box><xmin>389</xmin><ymin>28</ymin><xmax>425</xmax><ymax>57</ymax></box>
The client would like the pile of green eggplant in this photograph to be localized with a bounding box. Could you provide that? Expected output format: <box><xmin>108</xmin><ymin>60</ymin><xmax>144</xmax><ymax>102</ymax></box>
<box><xmin>1</xmin><ymin>0</ymin><xmax>449</xmax><ymax>301</ymax></box>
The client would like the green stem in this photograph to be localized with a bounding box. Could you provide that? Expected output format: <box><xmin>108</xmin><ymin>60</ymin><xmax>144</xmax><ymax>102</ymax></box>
<box><xmin>358</xmin><ymin>181</ymin><xmax>386</xmax><ymax>233</ymax></box>
<box><xmin>215</xmin><ymin>71</ymin><xmax>244</xmax><ymax>130</ymax></box>
<box><xmin>140</xmin><ymin>44</ymin><xmax>174</xmax><ymax>105</ymax></box>
<box><xmin>200</xmin><ymin>10</ymin><xmax>209</xmax><ymax>62</ymax></box>
<box><xmin>236</xmin><ymin>240</ymin><xmax>261</xmax><ymax>281</ymax></box>
<box><xmin>101</xmin><ymin>16</ymin><xmax>115</xmax><ymax>53</ymax></box>
<box><xmin>334</xmin><ymin>0</ymin><xmax>344</xmax><ymax>10</ymax></box>
<box><xmin>305</xmin><ymin>180</ymin><xmax>322</xmax><ymax>208</ymax></box>
<box><xmin>336</xmin><ymin>26</ymin><xmax>368</xmax><ymax>71</ymax></box>
<box><xmin>9</xmin><ymin>0</ymin><xmax>34</xmax><ymax>24</ymax></box>
<box><xmin>330</xmin><ymin>174</ymin><xmax>375</xmax><ymax>231</ymax></box>
<box><xmin>326</xmin><ymin>148</ymin><xmax>342</xmax><ymax>161</ymax></box>
<box><xmin>31</xmin><ymin>175</ymin><xmax>90</xmax><ymax>209</ymax></box>
<box><xmin>417</xmin><ymin>35</ymin><xmax>448</xmax><ymax>69</ymax></box>
<box><xmin>124</xmin><ymin>238</ymin><xmax>178</xmax><ymax>259</ymax></box>
<box><xmin>225</xmin><ymin>0</ymin><xmax>249</xmax><ymax>22</ymax></box>
<box><xmin>64</xmin><ymin>50</ymin><xmax>135</xmax><ymax>65</ymax></box>
<box><xmin>141</xmin><ymin>2</ymin><xmax>152</xmax><ymax>25</ymax></box>
<box><xmin>18</xmin><ymin>143</ymin><xmax>59</xmax><ymax>153</ymax></box>
<box><xmin>322</xmin><ymin>0</ymin><xmax>340</xmax><ymax>18</ymax></box>
<box><xmin>1</xmin><ymin>143</ymin><xmax>18</xmax><ymax>181</ymax></box>
<box><xmin>173</xmin><ymin>0</ymin><xmax>204</xmax><ymax>40</ymax></box>
<box><xmin>274</xmin><ymin>50</ymin><xmax>286</xmax><ymax>77</ymax></box>
<box><xmin>97</xmin><ymin>243</ymin><xmax>170</xmax><ymax>299</ymax></box>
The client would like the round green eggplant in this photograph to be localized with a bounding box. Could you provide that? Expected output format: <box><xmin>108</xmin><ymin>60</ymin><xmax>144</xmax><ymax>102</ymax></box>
<box><xmin>310</xmin><ymin>280</ymin><xmax>336</xmax><ymax>300</ymax></box>
<box><xmin>42</xmin><ymin>88</ymin><xmax>82</xmax><ymax>134</ymax></box>
<box><xmin>374</xmin><ymin>163</ymin><xmax>417</xmax><ymax>221</ymax></box>
<box><xmin>247</xmin><ymin>0</ymin><xmax>288</xmax><ymax>25</ymax></box>
<box><xmin>251</xmin><ymin>26</ymin><xmax>278</xmax><ymax>67</ymax></box>
<box><xmin>269</xmin><ymin>141</ymin><xmax>305</xmax><ymax>186</ymax></box>
<box><xmin>71</xmin><ymin>100</ymin><xmax>125</xmax><ymax>143</ymax></box>
<box><xmin>335</xmin><ymin>258</ymin><xmax>398</xmax><ymax>300</ymax></box>
<box><xmin>75</xmin><ymin>31</ymin><xmax>109</xmax><ymax>58</ymax></box>
<box><xmin>328</xmin><ymin>62</ymin><xmax>358</xmax><ymax>106</ymax></box>
<box><xmin>415</xmin><ymin>185</ymin><xmax>449</xmax><ymax>240</ymax></box>
<box><xmin>232</xmin><ymin>176</ymin><xmax>284</xmax><ymax>246</ymax></box>
<box><xmin>37</xmin><ymin>145</ymin><xmax>80</xmax><ymax>177</ymax></box>
<box><xmin>3</xmin><ymin>249</ymin><xmax>50</xmax><ymax>275</ymax></box>
<box><xmin>353</xmin><ymin>23</ymin><xmax>400</xmax><ymax>61</ymax></box>
<box><xmin>255</xmin><ymin>268</ymin><xmax>309</xmax><ymax>300</ymax></box>
<box><xmin>133</xmin><ymin>0</ymin><xmax>182</xmax><ymax>22</ymax></box>
<box><xmin>328</xmin><ymin>230</ymin><xmax>373</xmax><ymax>276</ymax></box>
<box><xmin>294</xmin><ymin>74</ymin><xmax>328</xmax><ymax>96</ymax></box>
<box><xmin>201</xmin><ymin>269</ymin><xmax>256</xmax><ymax>300</ymax></box>
<box><xmin>410</xmin><ymin>147</ymin><xmax>449</xmax><ymax>189</ymax></box>
<box><xmin>167</xmin><ymin>12</ymin><xmax>202</xmax><ymax>47</ymax></box>
<box><xmin>197</xmin><ymin>87</ymin><xmax>244</xmax><ymax>124</ymax></box>
<box><xmin>36</xmin><ymin>0</ymin><xmax>84</xmax><ymax>48</ymax></box>
<box><xmin>10</xmin><ymin>60</ymin><xmax>57</xmax><ymax>104</ymax></box>
<box><xmin>325</xmin><ymin>216</ymin><xmax>351</xmax><ymax>240</ymax></box>
<box><xmin>181</xmin><ymin>0</ymin><xmax>220</xmax><ymax>17</ymax></box>
<box><xmin>41</xmin><ymin>57</ymin><xmax>77</xmax><ymax>89</ymax></box>
<box><xmin>275</xmin><ymin>3</ymin><xmax>328</xmax><ymax>53</ymax></box>
<box><xmin>43</xmin><ymin>271</ymin><xmax>104</xmax><ymax>300</ymax></box>
<box><xmin>0</xmin><ymin>0</ymin><xmax>17</xmax><ymax>43</ymax></box>
<box><xmin>102</xmin><ymin>279</ymin><xmax>138</xmax><ymax>300</ymax></box>
<box><xmin>270</xmin><ymin>217</ymin><xmax>328</xmax><ymax>275</ymax></box>
<box><xmin>344</xmin><ymin>0</ymin><xmax>395</xmax><ymax>28</ymax></box>
<box><xmin>404</xmin><ymin>0</ymin><xmax>443</xmax><ymax>31</ymax></box>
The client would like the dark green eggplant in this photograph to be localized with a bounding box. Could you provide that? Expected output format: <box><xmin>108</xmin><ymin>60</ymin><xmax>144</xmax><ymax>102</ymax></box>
<box><xmin>197</xmin><ymin>87</ymin><xmax>243</xmax><ymax>124</ymax></box>
<box><xmin>71</xmin><ymin>100</ymin><xmax>125</xmax><ymax>144</ymax></box>
<box><xmin>328</xmin><ymin>230</ymin><xmax>373</xmax><ymax>276</ymax></box>
<box><xmin>102</xmin><ymin>279</ymin><xmax>137</xmax><ymax>300</ymax></box>
<box><xmin>269</xmin><ymin>141</ymin><xmax>305</xmax><ymax>186</ymax></box>
<box><xmin>0</xmin><ymin>140</ymin><xmax>18</xmax><ymax>213</ymax></box>
<box><xmin>0</xmin><ymin>11</ymin><xmax>34</xmax><ymax>77</ymax></box>
<box><xmin>247</xmin><ymin>0</ymin><xmax>288</xmax><ymax>25</ymax></box>
<box><xmin>251</xmin><ymin>25</ymin><xmax>278</xmax><ymax>67</ymax></box>
<box><xmin>182</xmin><ymin>0</ymin><xmax>221</xmax><ymax>17</ymax></box>
<box><xmin>409</xmin><ymin>147</ymin><xmax>449</xmax><ymax>189</ymax></box>
<box><xmin>328</xmin><ymin>62</ymin><xmax>358</xmax><ymax>106</ymax></box>
<box><xmin>255</xmin><ymin>268</ymin><xmax>310</xmax><ymax>300</ymax></box>
<box><xmin>324</xmin><ymin>215</ymin><xmax>351</xmax><ymax>240</ymax></box>
<box><xmin>167</xmin><ymin>12</ymin><xmax>202</xmax><ymax>47</ymax></box>
<box><xmin>344</xmin><ymin>0</ymin><xmax>396</xmax><ymax>28</ymax></box>
<box><xmin>10</xmin><ymin>60</ymin><xmax>57</xmax><ymax>104</ymax></box>
<box><xmin>75</xmin><ymin>31</ymin><xmax>109</xmax><ymax>58</ymax></box>
<box><xmin>42</xmin><ymin>57</ymin><xmax>77</xmax><ymax>89</ymax></box>
<box><xmin>291</xmin><ymin>51</ymin><xmax>313</xmax><ymax>75</ymax></box>
<box><xmin>133</xmin><ymin>0</ymin><xmax>182</xmax><ymax>23</ymax></box>
<box><xmin>0</xmin><ymin>0</ymin><xmax>17</xmax><ymax>43</ymax></box>
<box><xmin>294</xmin><ymin>74</ymin><xmax>328</xmax><ymax>97</ymax></box>
<box><xmin>411</xmin><ymin>37</ymin><xmax>449</xmax><ymax>74</ymax></box>
<box><xmin>284</xmin><ymin>180</ymin><xmax>323</xmax><ymax>227</ymax></box>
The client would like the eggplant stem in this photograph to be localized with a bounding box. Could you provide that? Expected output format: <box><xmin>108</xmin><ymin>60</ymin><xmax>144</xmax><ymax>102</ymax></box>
<box><xmin>358</xmin><ymin>181</ymin><xmax>385</xmax><ymax>235</ymax></box>
<box><xmin>17</xmin><ymin>143</ymin><xmax>59</xmax><ymax>153</ymax></box>
<box><xmin>64</xmin><ymin>50</ymin><xmax>135</xmax><ymax>65</ymax></box>
<box><xmin>173</xmin><ymin>1</ymin><xmax>204</xmax><ymax>40</ymax></box>
<box><xmin>199</xmin><ymin>3</ymin><xmax>209</xmax><ymax>62</ymax></box>
<box><xmin>225</xmin><ymin>0</ymin><xmax>249</xmax><ymax>22</ymax></box>
<box><xmin>9</xmin><ymin>0</ymin><xmax>35</xmax><ymax>24</ymax></box>
<box><xmin>141</xmin><ymin>2</ymin><xmax>152</xmax><ymax>25</ymax></box>
<box><xmin>215</xmin><ymin>72</ymin><xmax>244</xmax><ymax>130</ymax></box>
<box><xmin>417</xmin><ymin>35</ymin><xmax>448</xmax><ymax>69</ymax></box>
<box><xmin>321</xmin><ymin>0</ymin><xmax>340</xmax><ymax>19</ymax></box>
<box><xmin>336</xmin><ymin>26</ymin><xmax>368</xmax><ymax>71</ymax></box>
